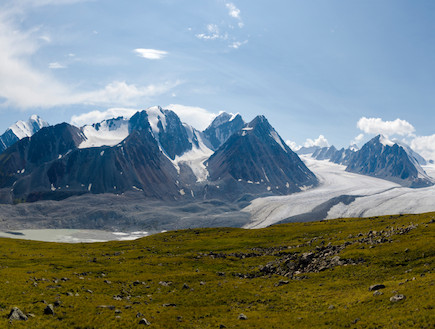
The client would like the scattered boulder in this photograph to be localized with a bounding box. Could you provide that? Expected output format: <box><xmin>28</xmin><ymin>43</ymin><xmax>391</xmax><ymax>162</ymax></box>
<box><xmin>275</xmin><ymin>280</ymin><xmax>289</xmax><ymax>287</ymax></box>
<box><xmin>139</xmin><ymin>318</ymin><xmax>151</xmax><ymax>325</ymax></box>
<box><xmin>238</xmin><ymin>313</ymin><xmax>248</xmax><ymax>320</ymax></box>
<box><xmin>97</xmin><ymin>305</ymin><xmax>115</xmax><ymax>310</ymax></box>
<box><xmin>373</xmin><ymin>291</ymin><xmax>383</xmax><ymax>296</ymax></box>
<box><xmin>369</xmin><ymin>284</ymin><xmax>385</xmax><ymax>291</ymax></box>
<box><xmin>8</xmin><ymin>307</ymin><xmax>28</xmax><ymax>321</ymax></box>
<box><xmin>44</xmin><ymin>304</ymin><xmax>55</xmax><ymax>315</ymax></box>
<box><xmin>159</xmin><ymin>281</ymin><xmax>172</xmax><ymax>287</ymax></box>
<box><xmin>390</xmin><ymin>294</ymin><xmax>406</xmax><ymax>302</ymax></box>
<box><xmin>182</xmin><ymin>283</ymin><xmax>190</xmax><ymax>290</ymax></box>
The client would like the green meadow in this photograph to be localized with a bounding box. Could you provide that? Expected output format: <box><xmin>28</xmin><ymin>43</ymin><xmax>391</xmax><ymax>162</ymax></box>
<box><xmin>0</xmin><ymin>212</ymin><xmax>434</xmax><ymax>328</ymax></box>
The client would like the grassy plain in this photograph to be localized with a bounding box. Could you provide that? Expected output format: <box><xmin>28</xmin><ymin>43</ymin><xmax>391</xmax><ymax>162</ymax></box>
<box><xmin>0</xmin><ymin>212</ymin><xmax>434</xmax><ymax>328</ymax></box>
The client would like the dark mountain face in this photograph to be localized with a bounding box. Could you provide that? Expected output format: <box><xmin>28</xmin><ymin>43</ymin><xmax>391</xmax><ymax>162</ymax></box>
<box><xmin>206</xmin><ymin>115</ymin><xmax>318</xmax><ymax>198</ymax></box>
<box><xmin>0</xmin><ymin>123</ymin><xmax>86</xmax><ymax>189</ymax></box>
<box><xmin>0</xmin><ymin>109</ymin><xmax>321</xmax><ymax>203</ymax></box>
<box><xmin>4</xmin><ymin>113</ymin><xmax>180</xmax><ymax>202</ymax></box>
<box><xmin>346</xmin><ymin>135</ymin><xmax>433</xmax><ymax>188</ymax></box>
<box><xmin>0</xmin><ymin>130</ymin><xmax>19</xmax><ymax>154</ymax></box>
<box><xmin>203</xmin><ymin>112</ymin><xmax>245</xmax><ymax>150</ymax></box>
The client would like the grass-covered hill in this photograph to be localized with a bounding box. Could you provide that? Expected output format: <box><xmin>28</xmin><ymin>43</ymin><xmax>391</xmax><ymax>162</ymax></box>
<box><xmin>0</xmin><ymin>212</ymin><xmax>434</xmax><ymax>328</ymax></box>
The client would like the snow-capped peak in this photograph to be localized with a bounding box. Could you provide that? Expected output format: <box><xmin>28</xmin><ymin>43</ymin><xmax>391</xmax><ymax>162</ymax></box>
<box><xmin>79</xmin><ymin>116</ymin><xmax>129</xmax><ymax>149</ymax></box>
<box><xmin>378</xmin><ymin>135</ymin><xmax>395</xmax><ymax>147</ymax></box>
<box><xmin>146</xmin><ymin>106</ymin><xmax>167</xmax><ymax>137</ymax></box>
<box><xmin>349</xmin><ymin>144</ymin><xmax>359</xmax><ymax>152</ymax></box>
<box><xmin>9</xmin><ymin>115</ymin><xmax>49</xmax><ymax>139</ymax></box>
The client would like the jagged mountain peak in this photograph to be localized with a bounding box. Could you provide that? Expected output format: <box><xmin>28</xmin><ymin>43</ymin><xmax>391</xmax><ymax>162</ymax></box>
<box><xmin>208</xmin><ymin>112</ymin><xmax>241</xmax><ymax>129</ymax></box>
<box><xmin>0</xmin><ymin>115</ymin><xmax>49</xmax><ymax>154</ymax></box>
<box><xmin>346</xmin><ymin>134</ymin><xmax>433</xmax><ymax>188</ymax></box>
<box><xmin>203</xmin><ymin>111</ymin><xmax>245</xmax><ymax>151</ymax></box>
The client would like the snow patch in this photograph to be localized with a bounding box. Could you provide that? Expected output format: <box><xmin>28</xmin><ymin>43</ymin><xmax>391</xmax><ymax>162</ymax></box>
<box><xmin>270</xmin><ymin>130</ymin><xmax>287</xmax><ymax>153</ymax></box>
<box><xmin>172</xmin><ymin>130</ymin><xmax>213</xmax><ymax>182</ymax></box>
<box><xmin>79</xmin><ymin>117</ymin><xmax>129</xmax><ymax>149</ymax></box>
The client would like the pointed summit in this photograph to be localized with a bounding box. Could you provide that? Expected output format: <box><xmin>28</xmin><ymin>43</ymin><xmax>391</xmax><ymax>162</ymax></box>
<box><xmin>0</xmin><ymin>115</ymin><xmax>49</xmax><ymax>154</ymax></box>
<box><xmin>203</xmin><ymin>112</ymin><xmax>245</xmax><ymax>150</ymax></box>
<box><xmin>206</xmin><ymin>115</ymin><xmax>317</xmax><ymax>199</ymax></box>
<box><xmin>346</xmin><ymin>135</ymin><xmax>433</xmax><ymax>188</ymax></box>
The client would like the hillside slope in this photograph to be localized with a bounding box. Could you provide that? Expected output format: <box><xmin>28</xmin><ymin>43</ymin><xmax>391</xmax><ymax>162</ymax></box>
<box><xmin>0</xmin><ymin>212</ymin><xmax>433</xmax><ymax>328</ymax></box>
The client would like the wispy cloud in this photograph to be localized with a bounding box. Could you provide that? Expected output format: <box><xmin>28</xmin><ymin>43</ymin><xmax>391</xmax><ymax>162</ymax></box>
<box><xmin>134</xmin><ymin>48</ymin><xmax>168</xmax><ymax>60</ymax></box>
<box><xmin>194</xmin><ymin>2</ymin><xmax>247</xmax><ymax>49</ymax></box>
<box><xmin>76</xmin><ymin>80</ymin><xmax>181</xmax><ymax>106</ymax></box>
<box><xmin>357</xmin><ymin>117</ymin><xmax>415</xmax><ymax>137</ymax></box>
<box><xmin>226</xmin><ymin>2</ymin><xmax>243</xmax><ymax>27</ymax></box>
<box><xmin>196</xmin><ymin>24</ymin><xmax>227</xmax><ymax>40</ymax></box>
<box><xmin>229</xmin><ymin>40</ymin><xmax>247</xmax><ymax>49</ymax></box>
<box><xmin>48</xmin><ymin>62</ymin><xmax>66</xmax><ymax>69</ymax></box>
<box><xmin>70</xmin><ymin>108</ymin><xmax>138</xmax><ymax>127</ymax></box>
<box><xmin>0</xmin><ymin>3</ymin><xmax>179</xmax><ymax>110</ymax></box>
<box><xmin>165</xmin><ymin>104</ymin><xmax>217</xmax><ymax>130</ymax></box>
<box><xmin>351</xmin><ymin>133</ymin><xmax>365</xmax><ymax>145</ymax></box>
<box><xmin>226</xmin><ymin>3</ymin><xmax>240</xmax><ymax>19</ymax></box>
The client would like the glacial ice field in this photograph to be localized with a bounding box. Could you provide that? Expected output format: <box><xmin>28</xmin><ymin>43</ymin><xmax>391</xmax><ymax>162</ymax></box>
<box><xmin>244</xmin><ymin>155</ymin><xmax>435</xmax><ymax>228</ymax></box>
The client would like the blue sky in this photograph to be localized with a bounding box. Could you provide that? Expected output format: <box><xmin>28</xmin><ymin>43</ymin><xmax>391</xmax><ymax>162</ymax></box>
<box><xmin>1</xmin><ymin>0</ymin><xmax>435</xmax><ymax>159</ymax></box>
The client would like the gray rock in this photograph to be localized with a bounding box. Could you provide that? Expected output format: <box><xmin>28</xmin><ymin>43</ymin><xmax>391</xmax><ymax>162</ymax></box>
<box><xmin>8</xmin><ymin>307</ymin><xmax>28</xmax><ymax>321</ymax></box>
<box><xmin>182</xmin><ymin>283</ymin><xmax>190</xmax><ymax>289</ymax></box>
<box><xmin>373</xmin><ymin>291</ymin><xmax>383</xmax><ymax>296</ymax></box>
<box><xmin>369</xmin><ymin>284</ymin><xmax>385</xmax><ymax>291</ymax></box>
<box><xmin>139</xmin><ymin>318</ymin><xmax>151</xmax><ymax>325</ymax></box>
<box><xmin>390</xmin><ymin>294</ymin><xmax>406</xmax><ymax>302</ymax></box>
<box><xmin>275</xmin><ymin>280</ymin><xmax>289</xmax><ymax>287</ymax></box>
<box><xmin>44</xmin><ymin>304</ymin><xmax>55</xmax><ymax>315</ymax></box>
<box><xmin>238</xmin><ymin>313</ymin><xmax>248</xmax><ymax>320</ymax></box>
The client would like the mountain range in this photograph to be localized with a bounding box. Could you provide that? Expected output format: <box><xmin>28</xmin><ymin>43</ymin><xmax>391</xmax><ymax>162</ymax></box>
<box><xmin>0</xmin><ymin>107</ymin><xmax>317</xmax><ymax>203</ymax></box>
<box><xmin>0</xmin><ymin>107</ymin><xmax>432</xmax><ymax>205</ymax></box>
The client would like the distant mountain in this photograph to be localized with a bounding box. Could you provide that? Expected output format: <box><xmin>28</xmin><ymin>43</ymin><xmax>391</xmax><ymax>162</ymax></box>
<box><xmin>206</xmin><ymin>115</ymin><xmax>318</xmax><ymax>199</ymax></box>
<box><xmin>295</xmin><ymin>146</ymin><xmax>321</xmax><ymax>155</ymax></box>
<box><xmin>346</xmin><ymin>135</ymin><xmax>433</xmax><ymax>188</ymax></box>
<box><xmin>203</xmin><ymin>112</ymin><xmax>245</xmax><ymax>150</ymax></box>
<box><xmin>312</xmin><ymin>146</ymin><xmax>356</xmax><ymax>166</ymax></box>
<box><xmin>0</xmin><ymin>115</ymin><xmax>48</xmax><ymax>154</ymax></box>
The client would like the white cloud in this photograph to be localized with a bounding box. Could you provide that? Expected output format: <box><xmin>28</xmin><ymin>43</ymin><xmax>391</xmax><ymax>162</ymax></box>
<box><xmin>304</xmin><ymin>135</ymin><xmax>329</xmax><ymax>148</ymax></box>
<box><xmin>70</xmin><ymin>108</ymin><xmax>138</xmax><ymax>127</ymax></box>
<box><xmin>165</xmin><ymin>104</ymin><xmax>218</xmax><ymax>130</ymax></box>
<box><xmin>411</xmin><ymin>134</ymin><xmax>435</xmax><ymax>162</ymax></box>
<box><xmin>76</xmin><ymin>80</ymin><xmax>181</xmax><ymax>106</ymax></box>
<box><xmin>229</xmin><ymin>40</ymin><xmax>247</xmax><ymax>49</ymax></box>
<box><xmin>285</xmin><ymin>140</ymin><xmax>301</xmax><ymax>151</ymax></box>
<box><xmin>196</xmin><ymin>24</ymin><xmax>227</xmax><ymax>40</ymax></box>
<box><xmin>48</xmin><ymin>62</ymin><xmax>66</xmax><ymax>69</ymax></box>
<box><xmin>351</xmin><ymin>133</ymin><xmax>365</xmax><ymax>145</ymax></box>
<box><xmin>0</xmin><ymin>3</ymin><xmax>179</xmax><ymax>110</ymax></box>
<box><xmin>134</xmin><ymin>48</ymin><xmax>168</xmax><ymax>60</ymax></box>
<box><xmin>226</xmin><ymin>3</ymin><xmax>241</xmax><ymax>19</ymax></box>
<box><xmin>357</xmin><ymin>117</ymin><xmax>415</xmax><ymax>137</ymax></box>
